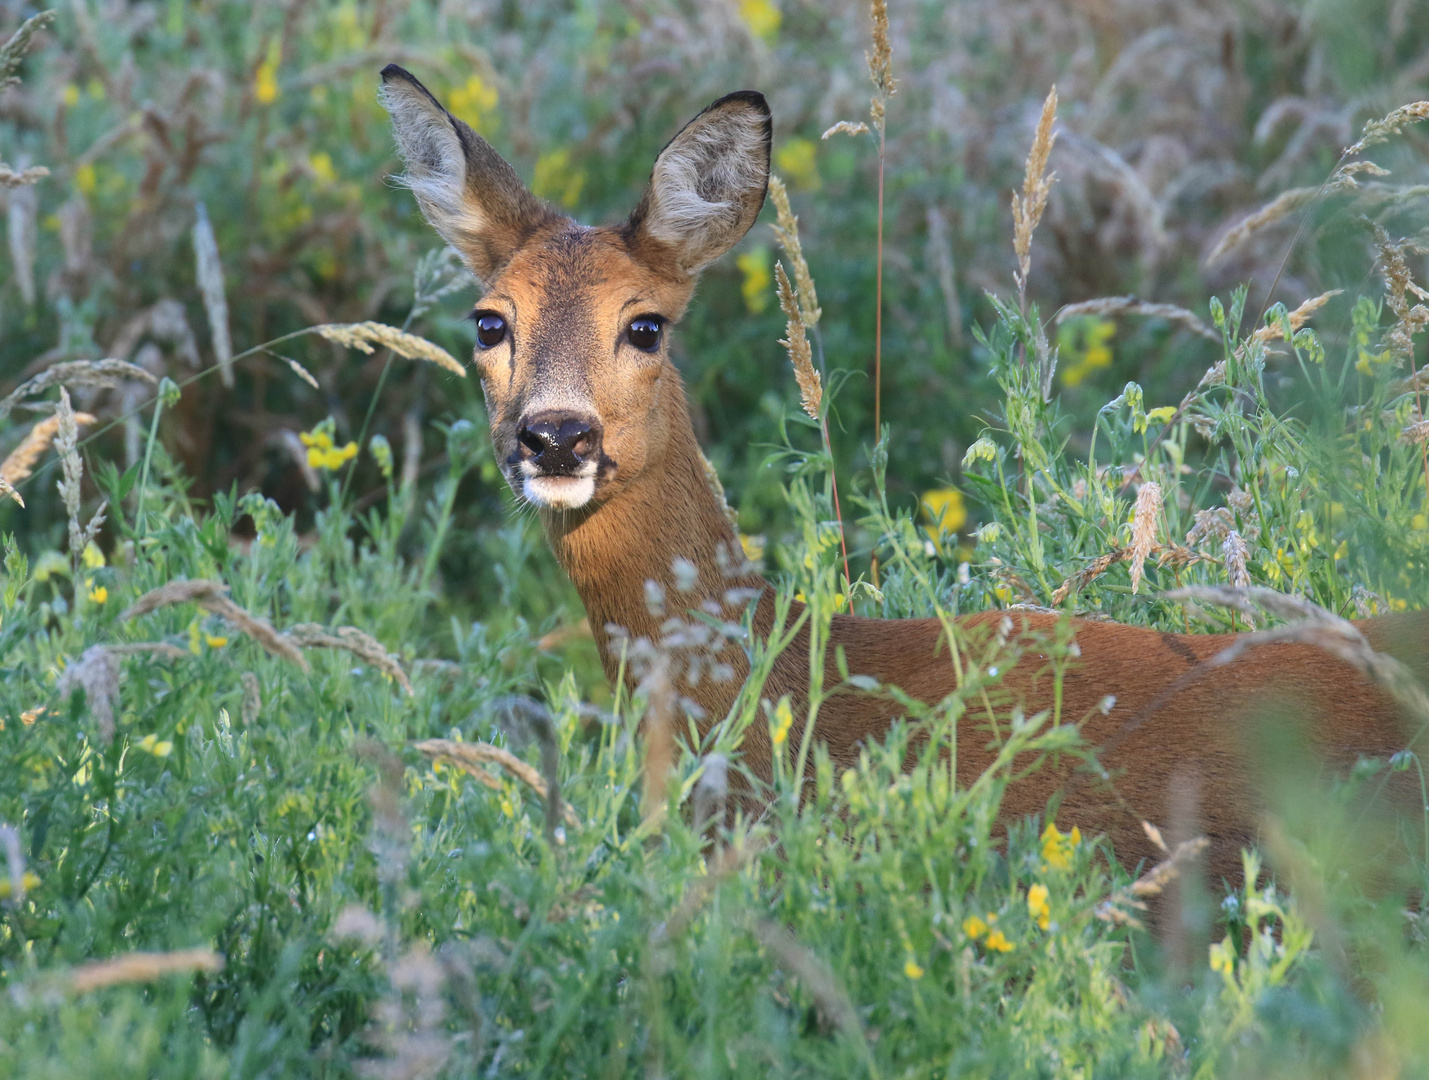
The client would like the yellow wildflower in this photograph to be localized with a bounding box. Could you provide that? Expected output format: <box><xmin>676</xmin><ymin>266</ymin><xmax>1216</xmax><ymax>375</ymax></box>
<box><xmin>81</xmin><ymin>542</ymin><xmax>105</xmax><ymax>569</ymax></box>
<box><xmin>736</xmin><ymin>248</ymin><xmax>772</xmax><ymax>313</ymax></box>
<box><xmin>137</xmin><ymin>733</ymin><xmax>174</xmax><ymax>758</ymax></box>
<box><xmin>63</xmin><ymin>83</ymin><xmax>80</xmax><ymax>108</ymax></box>
<box><xmin>308</xmin><ymin>152</ymin><xmax>337</xmax><ymax>186</ymax></box>
<box><xmin>1041</xmin><ymin>822</ymin><xmax>1081</xmax><ymax>871</ymax></box>
<box><xmin>739</xmin><ymin>533</ymin><xmax>765</xmax><ymax>563</ymax></box>
<box><xmin>771</xmin><ymin>697</ymin><xmax>794</xmax><ymax>746</ymax></box>
<box><xmin>203</xmin><ymin>632</ymin><xmax>228</xmax><ymax>649</ymax></box>
<box><xmin>1027</xmin><ymin>883</ymin><xmax>1051</xmax><ymax>930</ymax></box>
<box><xmin>532</xmin><ymin>148</ymin><xmax>586</xmax><ymax>209</ymax></box>
<box><xmin>774</xmin><ymin>137</ymin><xmax>819</xmax><ymax>191</ymax></box>
<box><xmin>904</xmin><ymin>958</ymin><xmax>925</xmax><ymax>980</ymax></box>
<box><xmin>962</xmin><ymin>914</ymin><xmax>988</xmax><ymax>940</ymax></box>
<box><xmin>254</xmin><ymin>41</ymin><xmax>280</xmax><ymax>105</ymax></box>
<box><xmin>85</xmin><ymin>581</ymin><xmax>107</xmax><ymax>605</ymax></box>
<box><xmin>0</xmin><ymin>872</ymin><xmax>41</xmax><ymax>898</ymax></box>
<box><xmin>1146</xmin><ymin>406</ymin><xmax>1177</xmax><ymax>425</ymax></box>
<box><xmin>75</xmin><ymin>163</ymin><xmax>98</xmax><ymax>196</ymax></box>
<box><xmin>448</xmin><ymin>73</ymin><xmax>499</xmax><ymax>132</ymax></box>
<box><xmin>985</xmin><ymin>929</ymin><xmax>1014</xmax><ymax>953</ymax></box>
<box><xmin>1060</xmin><ymin>318</ymin><xmax>1115</xmax><ymax>387</ymax></box>
<box><xmin>921</xmin><ymin>488</ymin><xmax>967</xmax><ymax>552</ymax></box>
<box><xmin>736</xmin><ymin>0</ymin><xmax>781</xmax><ymax>42</ymax></box>
<box><xmin>1209</xmin><ymin>936</ymin><xmax>1236</xmax><ymax>977</ymax></box>
<box><xmin>300</xmin><ymin>426</ymin><xmax>358</xmax><ymax>470</ymax></box>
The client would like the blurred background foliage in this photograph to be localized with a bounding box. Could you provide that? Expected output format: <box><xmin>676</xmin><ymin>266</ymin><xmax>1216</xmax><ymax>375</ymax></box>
<box><xmin>4</xmin><ymin>0</ymin><xmax>1429</xmax><ymax>592</ymax></box>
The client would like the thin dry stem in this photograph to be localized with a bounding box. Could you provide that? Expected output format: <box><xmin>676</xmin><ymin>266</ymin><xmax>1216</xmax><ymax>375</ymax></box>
<box><xmin>0</xmin><ymin>358</ymin><xmax>156</xmax><ymax>421</ymax></box>
<box><xmin>1206</xmin><ymin>187</ymin><xmax>1318</xmax><ymax>268</ymax></box>
<box><xmin>1056</xmin><ymin>296</ymin><xmax>1219</xmax><ymax>342</ymax></box>
<box><xmin>121</xmin><ymin>579</ymin><xmax>310</xmax><ymax>672</ymax></box>
<box><xmin>68</xmin><ymin>949</ymin><xmax>223</xmax><ymax>994</ymax></box>
<box><xmin>414</xmin><ymin>738</ymin><xmax>580</xmax><ymax>830</ymax></box>
<box><xmin>753</xmin><ymin>920</ymin><xmax>866</xmax><ymax>1043</ymax></box>
<box><xmin>286</xmin><ymin>623</ymin><xmax>413</xmax><ymax>695</ymax></box>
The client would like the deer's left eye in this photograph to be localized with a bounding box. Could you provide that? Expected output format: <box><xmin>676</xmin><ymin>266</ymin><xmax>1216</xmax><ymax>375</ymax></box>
<box><xmin>627</xmin><ymin>316</ymin><xmax>664</xmax><ymax>352</ymax></box>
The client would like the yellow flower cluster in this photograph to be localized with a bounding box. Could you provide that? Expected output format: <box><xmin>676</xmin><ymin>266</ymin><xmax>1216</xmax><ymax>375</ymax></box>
<box><xmin>736</xmin><ymin>248</ymin><xmax>772</xmax><ymax>314</ymax></box>
<box><xmin>921</xmin><ymin>488</ymin><xmax>966</xmax><ymax>553</ymax></box>
<box><xmin>136</xmin><ymin>733</ymin><xmax>174</xmax><ymax>758</ymax></box>
<box><xmin>1041</xmin><ymin>822</ymin><xmax>1082</xmax><ymax>872</ymax></box>
<box><xmin>771</xmin><ymin>697</ymin><xmax>794</xmax><ymax>746</ymax></box>
<box><xmin>1060</xmin><ymin>318</ymin><xmax>1115</xmax><ymax>387</ymax></box>
<box><xmin>774</xmin><ymin>138</ymin><xmax>820</xmax><ymax>191</ymax></box>
<box><xmin>1209</xmin><ymin>935</ymin><xmax>1236</xmax><ymax>977</ymax></box>
<box><xmin>82</xmin><ymin>542</ymin><xmax>106</xmax><ymax>604</ymax></box>
<box><xmin>300</xmin><ymin>427</ymin><xmax>358</xmax><ymax>471</ymax></box>
<box><xmin>737</xmin><ymin>0</ymin><xmax>781</xmax><ymax>42</ymax></box>
<box><xmin>962</xmin><ymin>912</ymin><xmax>1013</xmax><ymax>953</ymax></box>
<box><xmin>0</xmin><ymin>872</ymin><xmax>41</xmax><ymax>898</ymax></box>
<box><xmin>1027</xmin><ymin>883</ymin><xmax>1051</xmax><ymax>930</ymax></box>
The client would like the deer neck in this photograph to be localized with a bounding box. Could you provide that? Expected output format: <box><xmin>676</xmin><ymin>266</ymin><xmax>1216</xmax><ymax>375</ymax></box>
<box><xmin>541</xmin><ymin>391</ymin><xmax>765</xmax><ymax>704</ymax></box>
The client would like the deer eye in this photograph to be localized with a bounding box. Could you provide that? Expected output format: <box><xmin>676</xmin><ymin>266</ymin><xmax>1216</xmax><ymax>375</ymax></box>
<box><xmin>474</xmin><ymin>312</ymin><xmax>507</xmax><ymax>348</ymax></box>
<box><xmin>627</xmin><ymin>316</ymin><xmax>664</xmax><ymax>352</ymax></box>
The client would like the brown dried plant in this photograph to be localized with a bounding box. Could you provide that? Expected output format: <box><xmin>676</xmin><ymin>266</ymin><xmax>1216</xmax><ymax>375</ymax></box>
<box><xmin>66</xmin><ymin>949</ymin><xmax>223</xmax><ymax>994</ymax></box>
<box><xmin>286</xmin><ymin>623</ymin><xmax>413</xmax><ymax>696</ymax></box>
<box><xmin>121</xmin><ymin>579</ymin><xmax>310</xmax><ymax>672</ymax></box>
<box><xmin>1012</xmin><ymin>86</ymin><xmax>1059</xmax><ymax>312</ymax></box>
<box><xmin>413</xmin><ymin>738</ymin><xmax>580</xmax><ymax>831</ymax></box>
<box><xmin>768</xmin><ymin>176</ymin><xmax>821</xmax><ymax>329</ymax></box>
<box><xmin>1</xmin><ymin>411</ymin><xmax>97</xmax><ymax>492</ymax></box>
<box><xmin>313</xmin><ymin>322</ymin><xmax>466</xmax><ymax>377</ymax></box>
<box><xmin>1127</xmin><ymin>481</ymin><xmax>1163</xmax><ymax>595</ymax></box>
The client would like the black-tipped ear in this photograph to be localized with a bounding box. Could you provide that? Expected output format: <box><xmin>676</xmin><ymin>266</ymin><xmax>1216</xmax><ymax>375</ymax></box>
<box><xmin>627</xmin><ymin>91</ymin><xmax>772</xmax><ymax>275</ymax></box>
<box><xmin>378</xmin><ymin>65</ymin><xmax>555</xmax><ymax>281</ymax></box>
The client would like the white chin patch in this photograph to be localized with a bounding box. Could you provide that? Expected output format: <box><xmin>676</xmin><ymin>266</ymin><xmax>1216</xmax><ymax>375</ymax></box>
<box><xmin>523</xmin><ymin>474</ymin><xmax>596</xmax><ymax>510</ymax></box>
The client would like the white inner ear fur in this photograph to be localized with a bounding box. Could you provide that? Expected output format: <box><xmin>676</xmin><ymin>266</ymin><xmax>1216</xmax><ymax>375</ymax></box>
<box><xmin>379</xmin><ymin>83</ymin><xmax>485</xmax><ymax>243</ymax></box>
<box><xmin>644</xmin><ymin>106</ymin><xmax>768</xmax><ymax>270</ymax></box>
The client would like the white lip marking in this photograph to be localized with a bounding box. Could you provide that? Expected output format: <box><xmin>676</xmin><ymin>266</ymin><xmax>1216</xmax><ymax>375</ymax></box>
<box><xmin>523</xmin><ymin>474</ymin><xmax>596</xmax><ymax>509</ymax></box>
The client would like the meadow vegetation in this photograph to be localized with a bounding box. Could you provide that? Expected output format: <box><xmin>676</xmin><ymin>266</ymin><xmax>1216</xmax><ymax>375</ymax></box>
<box><xmin>3</xmin><ymin>1</ymin><xmax>1429</xmax><ymax>1076</ymax></box>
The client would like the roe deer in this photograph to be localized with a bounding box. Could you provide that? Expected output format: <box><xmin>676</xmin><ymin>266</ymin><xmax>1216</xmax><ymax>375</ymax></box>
<box><xmin>379</xmin><ymin>66</ymin><xmax>1429</xmax><ymax>882</ymax></box>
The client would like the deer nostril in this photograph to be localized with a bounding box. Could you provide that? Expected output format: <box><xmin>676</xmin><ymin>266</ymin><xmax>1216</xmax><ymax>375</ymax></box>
<box><xmin>517</xmin><ymin>414</ymin><xmax>601</xmax><ymax>473</ymax></box>
<box><xmin>518</xmin><ymin>426</ymin><xmax>549</xmax><ymax>456</ymax></box>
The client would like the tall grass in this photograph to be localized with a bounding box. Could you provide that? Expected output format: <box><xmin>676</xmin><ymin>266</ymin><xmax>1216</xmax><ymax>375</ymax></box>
<box><xmin>2</xmin><ymin>3</ymin><xmax>1429</xmax><ymax>1077</ymax></box>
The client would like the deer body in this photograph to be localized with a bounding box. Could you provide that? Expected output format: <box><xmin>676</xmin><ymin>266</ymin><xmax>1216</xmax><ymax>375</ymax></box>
<box><xmin>380</xmin><ymin>67</ymin><xmax>1427</xmax><ymax>881</ymax></box>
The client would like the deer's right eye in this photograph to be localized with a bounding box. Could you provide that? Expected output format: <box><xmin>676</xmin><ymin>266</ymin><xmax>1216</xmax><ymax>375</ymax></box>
<box><xmin>474</xmin><ymin>312</ymin><xmax>507</xmax><ymax>348</ymax></box>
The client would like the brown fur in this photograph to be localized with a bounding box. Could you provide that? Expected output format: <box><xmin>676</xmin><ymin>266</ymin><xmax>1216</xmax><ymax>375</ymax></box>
<box><xmin>381</xmin><ymin>71</ymin><xmax>1429</xmax><ymax>881</ymax></box>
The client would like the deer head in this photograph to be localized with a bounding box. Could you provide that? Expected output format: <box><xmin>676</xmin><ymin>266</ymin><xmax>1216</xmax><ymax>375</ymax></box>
<box><xmin>379</xmin><ymin>65</ymin><xmax>770</xmax><ymax>516</ymax></box>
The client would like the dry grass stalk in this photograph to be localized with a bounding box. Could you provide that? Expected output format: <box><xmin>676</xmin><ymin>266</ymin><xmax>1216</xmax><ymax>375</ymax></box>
<box><xmin>767</xmin><ymin>176</ymin><xmax>821</xmax><ymax>328</ymax></box>
<box><xmin>1245</xmin><ymin>290</ymin><xmax>1343</xmax><ymax>351</ymax></box>
<box><xmin>68</xmin><ymin>948</ymin><xmax>223</xmax><ymax>994</ymax></box>
<box><xmin>1</xmin><ymin>411</ymin><xmax>97</xmax><ymax>488</ymax></box>
<box><xmin>1056</xmin><ymin>296</ymin><xmax>1219</xmax><ymax>342</ymax></box>
<box><xmin>57</xmin><ymin>645</ymin><xmax>119</xmax><ymax>744</ymax></box>
<box><xmin>1402</xmin><ymin>419</ymin><xmax>1429</xmax><ymax>446</ymax></box>
<box><xmin>0</xmin><ymin>359</ymin><xmax>156</xmax><ymax>421</ymax></box>
<box><xmin>240</xmin><ymin>672</ymin><xmax>262</xmax><ymax>726</ymax></box>
<box><xmin>753</xmin><ymin>919</ymin><xmax>867</xmax><ymax>1043</ymax></box>
<box><xmin>0</xmin><ymin>11</ymin><xmax>53</xmax><ymax>90</ymax></box>
<box><xmin>866</xmin><ymin>0</ymin><xmax>895</xmax><ymax>125</ymax></box>
<box><xmin>121</xmin><ymin>579</ymin><xmax>310</xmax><ymax>672</ymax></box>
<box><xmin>775</xmin><ymin>264</ymin><xmax>821</xmax><ymax>420</ymax></box>
<box><xmin>693</xmin><ymin>752</ymin><xmax>729</xmax><ymax>835</ymax></box>
<box><xmin>285</xmin><ymin>623</ymin><xmax>413</xmax><ymax>695</ymax></box>
<box><xmin>413</xmin><ymin>738</ymin><xmax>580</xmax><ymax>830</ymax></box>
<box><xmin>700</xmin><ymin>449</ymin><xmax>740</xmax><ymax>529</ymax></box>
<box><xmin>1222</xmin><ymin>530</ymin><xmax>1251</xmax><ymax>589</ymax></box>
<box><xmin>1128</xmin><ymin>482</ymin><xmax>1163</xmax><ymax>595</ymax></box>
<box><xmin>264</xmin><ymin>349</ymin><xmax>320</xmax><ymax>389</ymax></box>
<box><xmin>0</xmin><ymin>476</ymin><xmax>20</xmax><ymax>507</ymax></box>
<box><xmin>1167</xmin><ymin>586</ymin><xmax>1429</xmax><ymax>725</ymax></box>
<box><xmin>641</xmin><ymin>655</ymin><xmax>675</xmax><ymax>828</ymax></box>
<box><xmin>1344</xmin><ymin>101</ymin><xmax>1429</xmax><ymax>158</ymax></box>
<box><xmin>1371</xmin><ymin>225</ymin><xmax>1429</xmax><ymax>362</ymax></box>
<box><xmin>192</xmin><ymin>203</ymin><xmax>234</xmax><ymax>388</ymax></box>
<box><xmin>1051</xmin><ymin>548</ymin><xmax>1129</xmax><ymax>607</ymax></box>
<box><xmin>313</xmin><ymin>322</ymin><xmax>466</xmax><ymax>377</ymax></box>
<box><xmin>7</xmin><ymin>180</ymin><xmax>38</xmax><ymax>305</ymax></box>
<box><xmin>1012</xmin><ymin>86</ymin><xmax>1058</xmax><ymax>301</ymax></box>
<box><xmin>108</xmin><ymin>642</ymin><xmax>191</xmax><ymax>661</ymax></box>
<box><xmin>821</xmin><ymin>120</ymin><xmax>869</xmax><ymax>140</ymax></box>
<box><xmin>1205</xmin><ymin>187</ymin><xmax>1317</xmax><ymax>268</ymax></box>
<box><xmin>1094</xmin><ymin>829</ymin><xmax>1209</xmax><ymax>930</ymax></box>
<box><xmin>54</xmin><ymin>389</ymin><xmax>106</xmax><ymax>565</ymax></box>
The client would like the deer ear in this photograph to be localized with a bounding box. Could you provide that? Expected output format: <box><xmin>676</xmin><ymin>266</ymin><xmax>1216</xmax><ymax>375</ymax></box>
<box><xmin>379</xmin><ymin>64</ymin><xmax>554</xmax><ymax>281</ymax></box>
<box><xmin>628</xmin><ymin>91</ymin><xmax>772</xmax><ymax>275</ymax></box>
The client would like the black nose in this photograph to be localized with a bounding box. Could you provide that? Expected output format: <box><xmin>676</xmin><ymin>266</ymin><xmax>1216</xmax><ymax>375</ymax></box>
<box><xmin>516</xmin><ymin>413</ymin><xmax>601</xmax><ymax>474</ymax></box>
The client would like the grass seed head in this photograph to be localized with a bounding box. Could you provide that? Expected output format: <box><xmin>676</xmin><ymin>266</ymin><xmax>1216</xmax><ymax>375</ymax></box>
<box><xmin>192</xmin><ymin>203</ymin><xmax>234</xmax><ymax>388</ymax></box>
<box><xmin>1129</xmin><ymin>481</ymin><xmax>1162</xmax><ymax>595</ymax></box>
<box><xmin>1205</xmin><ymin>187</ymin><xmax>1318</xmax><ymax>268</ymax></box>
<box><xmin>1012</xmin><ymin>87</ymin><xmax>1058</xmax><ymax>296</ymax></box>
<box><xmin>314</xmin><ymin>321</ymin><xmax>466</xmax><ymax>377</ymax></box>
<box><xmin>775</xmin><ymin>263</ymin><xmax>822</xmax><ymax>419</ymax></box>
<box><xmin>768</xmin><ymin>176</ymin><xmax>821</xmax><ymax>328</ymax></box>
